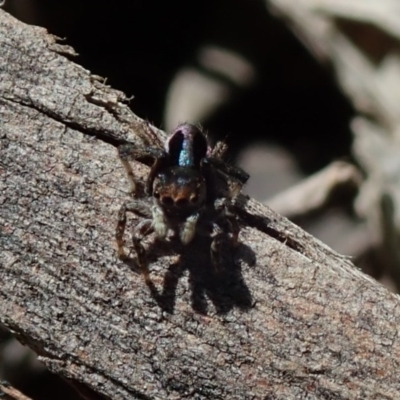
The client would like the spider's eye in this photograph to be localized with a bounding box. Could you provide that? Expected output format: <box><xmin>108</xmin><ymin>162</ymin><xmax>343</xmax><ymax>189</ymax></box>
<box><xmin>161</xmin><ymin>196</ymin><xmax>173</xmax><ymax>206</ymax></box>
<box><xmin>153</xmin><ymin>191</ymin><xmax>160</xmax><ymax>199</ymax></box>
<box><xmin>190</xmin><ymin>194</ymin><xmax>199</xmax><ymax>203</ymax></box>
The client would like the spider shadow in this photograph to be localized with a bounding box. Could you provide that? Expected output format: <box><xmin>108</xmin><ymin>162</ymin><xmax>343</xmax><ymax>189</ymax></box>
<box><xmin>141</xmin><ymin>235</ymin><xmax>256</xmax><ymax>315</ymax></box>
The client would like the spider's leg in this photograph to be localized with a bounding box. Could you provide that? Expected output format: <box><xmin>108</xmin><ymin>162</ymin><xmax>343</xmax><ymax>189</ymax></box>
<box><xmin>132</xmin><ymin>219</ymin><xmax>154</xmax><ymax>284</ymax></box>
<box><xmin>118</xmin><ymin>143</ymin><xmax>166</xmax><ymax>196</ymax></box>
<box><xmin>211</xmin><ymin>140</ymin><xmax>228</xmax><ymax>159</ymax></box>
<box><xmin>220</xmin><ymin>205</ymin><xmax>240</xmax><ymax>247</ymax></box>
<box><xmin>151</xmin><ymin>205</ymin><xmax>169</xmax><ymax>240</ymax></box>
<box><xmin>180</xmin><ymin>212</ymin><xmax>200</xmax><ymax>244</ymax></box>
<box><xmin>119</xmin><ymin>152</ymin><xmax>137</xmax><ymax>195</ymax></box>
<box><xmin>210</xmin><ymin>202</ymin><xmax>240</xmax><ymax>269</ymax></box>
<box><xmin>207</xmin><ymin>157</ymin><xmax>249</xmax><ymax>193</ymax></box>
<box><xmin>200</xmin><ymin>158</ymin><xmax>218</xmax><ymax>204</ymax></box>
<box><xmin>210</xmin><ymin>223</ymin><xmax>227</xmax><ymax>270</ymax></box>
<box><xmin>116</xmin><ymin>199</ymin><xmax>152</xmax><ymax>259</ymax></box>
<box><xmin>146</xmin><ymin>155</ymin><xmax>169</xmax><ymax>196</ymax></box>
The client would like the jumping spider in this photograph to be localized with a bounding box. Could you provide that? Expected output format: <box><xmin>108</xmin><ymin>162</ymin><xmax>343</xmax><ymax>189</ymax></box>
<box><xmin>116</xmin><ymin>123</ymin><xmax>249</xmax><ymax>283</ymax></box>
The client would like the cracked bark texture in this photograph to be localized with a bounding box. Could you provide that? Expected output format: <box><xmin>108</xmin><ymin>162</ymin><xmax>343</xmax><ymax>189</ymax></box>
<box><xmin>1</xmin><ymin>9</ymin><xmax>400</xmax><ymax>400</ymax></box>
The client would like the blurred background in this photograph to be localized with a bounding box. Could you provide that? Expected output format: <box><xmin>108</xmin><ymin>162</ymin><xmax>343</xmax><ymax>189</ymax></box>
<box><xmin>2</xmin><ymin>0</ymin><xmax>400</xmax><ymax>398</ymax></box>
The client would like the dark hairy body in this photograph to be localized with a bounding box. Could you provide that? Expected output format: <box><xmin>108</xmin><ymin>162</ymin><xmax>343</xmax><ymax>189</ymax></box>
<box><xmin>115</xmin><ymin>123</ymin><xmax>249</xmax><ymax>284</ymax></box>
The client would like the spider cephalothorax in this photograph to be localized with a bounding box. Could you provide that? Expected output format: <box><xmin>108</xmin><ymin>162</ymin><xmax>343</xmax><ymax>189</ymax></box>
<box><xmin>116</xmin><ymin>123</ymin><xmax>249</xmax><ymax>283</ymax></box>
<box><xmin>153</xmin><ymin>167</ymin><xmax>207</xmax><ymax>218</ymax></box>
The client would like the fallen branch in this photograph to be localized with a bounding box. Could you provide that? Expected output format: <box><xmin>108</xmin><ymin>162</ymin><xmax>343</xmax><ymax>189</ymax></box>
<box><xmin>1</xmin><ymin>9</ymin><xmax>400</xmax><ymax>400</ymax></box>
<box><xmin>265</xmin><ymin>161</ymin><xmax>361</xmax><ymax>219</ymax></box>
<box><xmin>0</xmin><ymin>382</ymin><xmax>32</xmax><ymax>400</ymax></box>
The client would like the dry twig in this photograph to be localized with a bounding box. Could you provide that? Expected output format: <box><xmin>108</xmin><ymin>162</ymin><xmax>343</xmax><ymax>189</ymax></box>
<box><xmin>265</xmin><ymin>161</ymin><xmax>361</xmax><ymax>219</ymax></box>
<box><xmin>0</xmin><ymin>382</ymin><xmax>33</xmax><ymax>400</ymax></box>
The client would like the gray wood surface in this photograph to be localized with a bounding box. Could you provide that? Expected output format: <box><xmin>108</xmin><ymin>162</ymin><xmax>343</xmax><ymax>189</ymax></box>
<box><xmin>1</xmin><ymin>9</ymin><xmax>400</xmax><ymax>400</ymax></box>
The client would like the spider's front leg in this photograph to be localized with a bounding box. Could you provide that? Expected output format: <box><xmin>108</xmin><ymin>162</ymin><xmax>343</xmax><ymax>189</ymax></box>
<box><xmin>116</xmin><ymin>199</ymin><xmax>155</xmax><ymax>283</ymax></box>
<box><xmin>116</xmin><ymin>199</ymin><xmax>152</xmax><ymax>260</ymax></box>
<box><xmin>210</xmin><ymin>200</ymin><xmax>241</xmax><ymax>269</ymax></box>
<box><xmin>180</xmin><ymin>212</ymin><xmax>201</xmax><ymax>245</ymax></box>
<box><xmin>132</xmin><ymin>219</ymin><xmax>154</xmax><ymax>284</ymax></box>
<box><xmin>118</xmin><ymin>142</ymin><xmax>166</xmax><ymax>196</ymax></box>
<box><xmin>220</xmin><ymin>202</ymin><xmax>240</xmax><ymax>247</ymax></box>
<box><xmin>207</xmin><ymin>157</ymin><xmax>249</xmax><ymax>198</ymax></box>
<box><xmin>210</xmin><ymin>140</ymin><xmax>249</xmax><ymax>185</ymax></box>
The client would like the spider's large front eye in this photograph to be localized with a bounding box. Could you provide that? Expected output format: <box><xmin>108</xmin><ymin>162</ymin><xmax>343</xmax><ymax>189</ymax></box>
<box><xmin>161</xmin><ymin>196</ymin><xmax>174</xmax><ymax>206</ymax></box>
<box><xmin>189</xmin><ymin>194</ymin><xmax>199</xmax><ymax>204</ymax></box>
<box><xmin>153</xmin><ymin>191</ymin><xmax>160</xmax><ymax>199</ymax></box>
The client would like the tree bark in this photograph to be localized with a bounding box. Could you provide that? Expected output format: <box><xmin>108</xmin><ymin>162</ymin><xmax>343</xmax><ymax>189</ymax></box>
<box><xmin>1</xmin><ymin>9</ymin><xmax>400</xmax><ymax>400</ymax></box>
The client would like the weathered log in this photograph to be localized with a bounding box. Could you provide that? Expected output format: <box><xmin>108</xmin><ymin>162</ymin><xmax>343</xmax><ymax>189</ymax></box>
<box><xmin>1</xmin><ymin>9</ymin><xmax>400</xmax><ymax>400</ymax></box>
